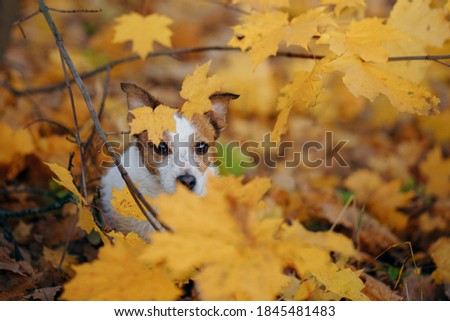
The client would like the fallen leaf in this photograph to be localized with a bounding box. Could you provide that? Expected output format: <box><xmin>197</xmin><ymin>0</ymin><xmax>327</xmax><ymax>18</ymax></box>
<box><xmin>429</xmin><ymin>237</ymin><xmax>450</xmax><ymax>284</ymax></box>
<box><xmin>344</xmin><ymin>169</ymin><xmax>414</xmax><ymax>230</ymax></box>
<box><xmin>419</xmin><ymin>146</ymin><xmax>450</xmax><ymax>198</ymax></box>
<box><xmin>62</xmin><ymin>233</ymin><xmax>180</xmax><ymax>300</ymax></box>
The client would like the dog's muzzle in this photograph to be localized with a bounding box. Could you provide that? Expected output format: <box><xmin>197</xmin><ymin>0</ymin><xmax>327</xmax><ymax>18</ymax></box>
<box><xmin>177</xmin><ymin>174</ymin><xmax>196</xmax><ymax>191</ymax></box>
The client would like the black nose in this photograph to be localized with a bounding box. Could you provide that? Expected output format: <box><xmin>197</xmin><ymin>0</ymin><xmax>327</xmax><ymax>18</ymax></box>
<box><xmin>177</xmin><ymin>175</ymin><xmax>196</xmax><ymax>190</ymax></box>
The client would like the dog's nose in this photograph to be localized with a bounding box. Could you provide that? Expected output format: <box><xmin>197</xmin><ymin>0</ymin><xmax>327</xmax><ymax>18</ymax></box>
<box><xmin>177</xmin><ymin>174</ymin><xmax>196</xmax><ymax>190</ymax></box>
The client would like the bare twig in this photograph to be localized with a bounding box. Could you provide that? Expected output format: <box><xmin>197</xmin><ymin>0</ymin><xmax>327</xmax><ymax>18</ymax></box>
<box><xmin>25</xmin><ymin>117</ymin><xmax>76</xmax><ymax>139</ymax></box>
<box><xmin>38</xmin><ymin>0</ymin><xmax>164</xmax><ymax>231</ymax></box>
<box><xmin>58</xmin><ymin>49</ymin><xmax>88</xmax><ymax>198</ymax></box>
<box><xmin>47</xmin><ymin>7</ymin><xmax>102</xmax><ymax>14</ymax></box>
<box><xmin>387</xmin><ymin>54</ymin><xmax>450</xmax><ymax>62</ymax></box>
<box><xmin>0</xmin><ymin>194</ymin><xmax>76</xmax><ymax>218</ymax></box>
<box><xmin>105</xmin><ymin>130</ymin><xmax>131</xmax><ymax>136</ymax></box>
<box><xmin>84</xmin><ymin>65</ymin><xmax>111</xmax><ymax>153</ymax></box>
<box><xmin>434</xmin><ymin>59</ymin><xmax>450</xmax><ymax>68</ymax></box>
<box><xmin>4</xmin><ymin>46</ymin><xmax>450</xmax><ymax>96</ymax></box>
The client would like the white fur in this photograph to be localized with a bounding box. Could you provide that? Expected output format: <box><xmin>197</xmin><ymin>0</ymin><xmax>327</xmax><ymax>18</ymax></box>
<box><xmin>100</xmin><ymin>113</ymin><xmax>217</xmax><ymax>241</ymax></box>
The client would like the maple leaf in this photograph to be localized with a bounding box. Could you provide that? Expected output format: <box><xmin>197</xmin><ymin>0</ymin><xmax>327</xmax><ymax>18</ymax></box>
<box><xmin>327</xmin><ymin>56</ymin><xmax>439</xmax><ymax>115</ymax></box>
<box><xmin>228</xmin><ymin>11</ymin><xmax>288</xmax><ymax>66</ymax></box>
<box><xmin>62</xmin><ymin>233</ymin><xmax>180</xmax><ymax>300</ymax></box>
<box><xmin>129</xmin><ymin>105</ymin><xmax>176</xmax><ymax>145</ymax></box>
<box><xmin>419</xmin><ymin>146</ymin><xmax>450</xmax><ymax>198</ymax></box>
<box><xmin>429</xmin><ymin>237</ymin><xmax>450</xmax><ymax>284</ymax></box>
<box><xmin>229</xmin><ymin>8</ymin><xmax>334</xmax><ymax>66</ymax></box>
<box><xmin>314</xmin><ymin>264</ymin><xmax>368</xmax><ymax>301</ymax></box>
<box><xmin>113</xmin><ymin>12</ymin><xmax>173</xmax><ymax>59</ymax></box>
<box><xmin>271</xmin><ymin>104</ymin><xmax>292</xmax><ymax>144</ymax></box>
<box><xmin>45</xmin><ymin>163</ymin><xmax>97</xmax><ymax>234</ymax></box>
<box><xmin>388</xmin><ymin>0</ymin><xmax>450</xmax><ymax>48</ymax></box>
<box><xmin>344</xmin><ymin>169</ymin><xmax>414</xmax><ymax>230</ymax></box>
<box><xmin>284</xmin><ymin>7</ymin><xmax>335</xmax><ymax>50</ymax></box>
<box><xmin>180</xmin><ymin>61</ymin><xmax>223</xmax><ymax>120</ymax></box>
<box><xmin>323</xmin><ymin>18</ymin><xmax>407</xmax><ymax>63</ymax></box>
<box><xmin>272</xmin><ymin>61</ymin><xmax>326</xmax><ymax>143</ymax></box>
<box><xmin>110</xmin><ymin>186</ymin><xmax>147</xmax><ymax>222</ymax></box>
<box><xmin>320</xmin><ymin>0</ymin><xmax>366</xmax><ymax>15</ymax></box>
<box><xmin>385</xmin><ymin>0</ymin><xmax>450</xmax><ymax>83</ymax></box>
<box><xmin>142</xmin><ymin>175</ymin><xmax>365</xmax><ymax>300</ymax></box>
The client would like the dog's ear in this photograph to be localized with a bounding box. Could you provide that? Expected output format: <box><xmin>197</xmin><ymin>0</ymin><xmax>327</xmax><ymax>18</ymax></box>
<box><xmin>121</xmin><ymin>83</ymin><xmax>161</xmax><ymax>111</ymax></box>
<box><xmin>206</xmin><ymin>93</ymin><xmax>239</xmax><ymax>136</ymax></box>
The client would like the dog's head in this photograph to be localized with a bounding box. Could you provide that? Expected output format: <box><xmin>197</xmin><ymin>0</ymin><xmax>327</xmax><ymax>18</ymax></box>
<box><xmin>121</xmin><ymin>83</ymin><xmax>238</xmax><ymax>196</ymax></box>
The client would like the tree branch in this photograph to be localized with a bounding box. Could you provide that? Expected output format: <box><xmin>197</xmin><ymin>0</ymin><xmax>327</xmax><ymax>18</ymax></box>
<box><xmin>38</xmin><ymin>0</ymin><xmax>165</xmax><ymax>232</ymax></box>
<box><xmin>0</xmin><ymin>194</ymin><xmax>76</xmax><ymax>218</ymax></box>
<box><xmin>3</xmin><ymin>44</ymin><xmax>449</xmax><ymax>97</ymax></box>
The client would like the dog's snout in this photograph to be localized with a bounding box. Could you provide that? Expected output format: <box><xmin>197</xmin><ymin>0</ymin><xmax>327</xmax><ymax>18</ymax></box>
<box><xmin>177</xmin><ymin>174</ymin><xmax>196</xmax><ymax>190</ymax></box>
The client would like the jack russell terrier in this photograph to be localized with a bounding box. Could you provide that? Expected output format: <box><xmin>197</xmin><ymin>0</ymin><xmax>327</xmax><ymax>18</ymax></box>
<box><xmin>100</xmin><ymin>83</ymin><xmax>238</xmax><ymax>240</ymax></box>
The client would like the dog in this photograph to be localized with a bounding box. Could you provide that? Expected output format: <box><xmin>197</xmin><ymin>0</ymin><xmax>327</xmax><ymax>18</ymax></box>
<box><xmin>100</xmin><ymin>83</ymin><xmax>238</xmax><ymax>240</ymax></box>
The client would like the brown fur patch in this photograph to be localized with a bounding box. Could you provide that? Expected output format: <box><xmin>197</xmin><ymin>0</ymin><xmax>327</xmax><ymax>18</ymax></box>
<box><xmin>135</xmin><ymin>131</ymin><xmax>172</xmax><ymax>175</ymax></box>
<box><xmin>191</xmin><ymin>114</ymin><xmax>218</xmax><ymax>172</ymax></box>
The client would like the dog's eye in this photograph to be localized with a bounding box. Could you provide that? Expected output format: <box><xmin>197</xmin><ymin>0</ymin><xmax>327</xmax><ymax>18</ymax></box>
<box><xmin>153</xmin><ymin>142</ymin><xmax>169</xmax><ymax>156</ymax></box>
<box><xmin>195</xmin><ymin>142</ymin><xmax>209</xmax><ymax>155</ymax></box>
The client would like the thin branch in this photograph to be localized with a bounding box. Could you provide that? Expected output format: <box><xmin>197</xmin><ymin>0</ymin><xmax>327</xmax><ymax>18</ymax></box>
<box><xmin>387</xmin><ymin>54</ymin><xmax>450</xmax><ymax>62</ymax></box>
<box><xmin>0</xmin><ymin>186</ymin><xmax>60</xmax><ymax>198</ymax></box>
<box><xmin>84</xmin><ymin>65</ymin><xmax>111</xmax><ymax>153</ymax></box>
<box><xmin>5</xmin><ymin>46</ymin><xmax>450</xmax><ymax>97</ymax></box>
<box><xmin>0</xmin><ymin>195</ymin><xmax>76</xmax><ymax>218</ymax></box>
<box><xmin>58</xmin><ymin>48</ymin><xmax>88</xmax><ymax>198</ymax></box>
<box><xmin>38</xmin><ymin>0</ymin><xmax>165</xmax><ymax>231</ymax></box>
<box><xmin>11</xmin><ymin>10</ymin><xmax>40</xmax><ymax>26</ymax></box>
<box><xmin>105</xmin><ymin>130</ymin><xmax>131</xmax><ymax>136</ymax></box>
<box><xmin>434</xmin><ymin>59</ymin><xmax>450</xmax><ymax>68</ymax></box>
<box><xmin>47</xmin><ymin>7</ymin><xmax>102</xmax><ymax>14</ymax></box>
<box><xmin>25</xmin><ymin>117</ymin><xmax>76</xmax><ymax>139</ymax></box>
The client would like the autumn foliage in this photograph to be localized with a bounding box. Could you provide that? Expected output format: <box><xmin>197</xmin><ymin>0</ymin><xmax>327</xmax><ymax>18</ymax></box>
<box><xmin>1</xmin><ymin>0</ymin><xmax>450</xmax><ymax>301</ymax></box>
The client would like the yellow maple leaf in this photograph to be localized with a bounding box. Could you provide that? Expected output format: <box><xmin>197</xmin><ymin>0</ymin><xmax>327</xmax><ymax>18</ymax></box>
<box><xmin>344</xmin><ymin>169</ymin><xmax>414</xmax><ymax>230</ymax></box>
<box><xmin>429</xmin><ymin>237</ymin><xmax>450</xmax><ymax>284</ymax></box>
<box><xmin>45</xmin><ymin>162</ymin><xmax>97</xmax><ymax>234</ymax></box>
<box><xmin>272</xmin><ymin>61</ymin><xmax>325</xmax><ymax>143</ymax></box>
<box><xmin>229</xmin><ymin>8</ymin><xmax>334</xmax><ymax>66</ymax></box>
<box><xmin>45</xmin><ymin>162</ymin><xmax>86</xmax><ymax>204</ymax></box>
<box><xmin>271</xmin><ymin>104</ymin><xmax>292</xmax><ymax>144</ymax></box>
<box><xmin>320</xmin><ymin>0</ymin><xmax>366</xmax><ymax>15</ymax></box>
<box><xmin>419</xmin><ymin>146</ymin><xmax>450</xmax><ymax>198</ymax></box>
<box><xmin>385</xmin><ymin>0</ymin><xmax>450</xmax><ymax>83</ymax></box>
<box><xmin>62</xmin><ymin>233</ymin><xmax>180</xmax><ymax>300</ymax></box>
<box><xmin>180</xmin><ymin>61</ymin><xmax>223</xmax><ymax>120</ymax></box>
<box><xmin>284</xmin><ymin>7</ymin><xmax>335</xmax><ymax>49</ymax></box>
<box><xmin>113</xmin><ymin>12</ymin><xmax>173</xmax><ymax>59</ymax></box>
<box><xmin>129</xmin><ymin>105</ymin><xmax>176</xmax><ymax>145</ymax></box>
<box><xmin>142</xmin><ymin>175</ymin><xmax>363</xmax><ymax>300</ymax></box>
<box><xmin>228</xmin><ymin>10</ymin><xmax>288</xmax><ymax>66</ymax></box>
<box><xmin>327</xmin><ymin>56</ymin><xmax>439</xmax><ymax>115</ymax></box>
<box><xmin>323</xmin><ymin>18</ymin><xmax>407</xmax><ymax>63</ymax></box>
<box><xmin>388</xmin><ymin>0</ymin><xmax>450</xmax><ymax>48</ymax></box>
<box><xmin>111</xmin><ymin>186</ymin><xmax>147</xmax><ymax>222</ymax></box>
<box><xmin>314</xmin><ymin>264</ymin><xmax>368</xmax><ymax>301</ymax></box>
